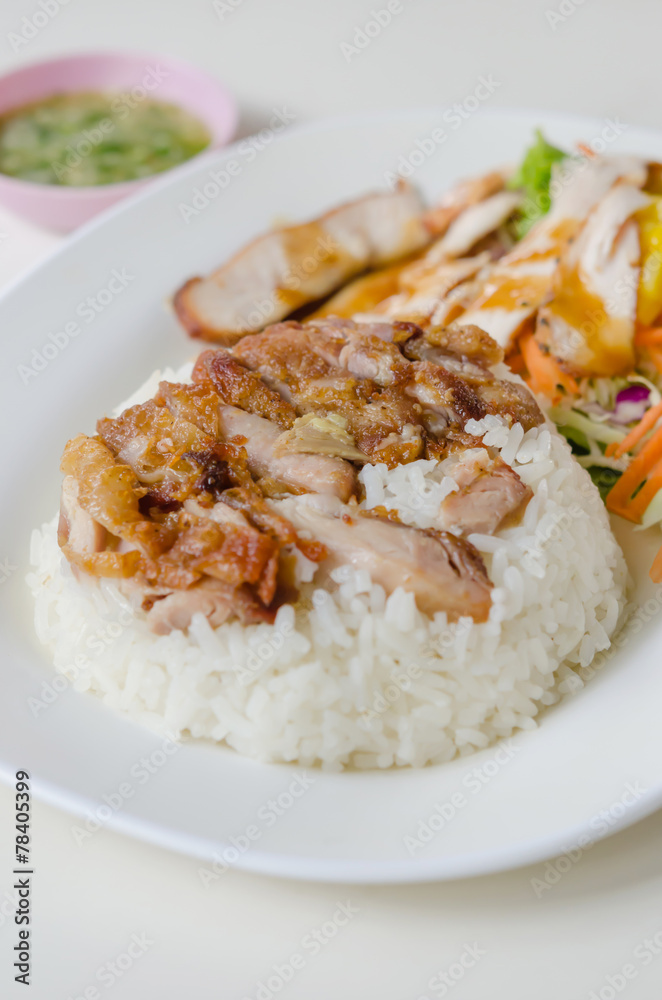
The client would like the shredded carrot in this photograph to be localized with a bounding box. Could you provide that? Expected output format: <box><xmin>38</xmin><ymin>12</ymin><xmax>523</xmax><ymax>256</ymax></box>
<box><xmin>635</xmin><ymin>326</ymin><xmax>662</xmax><ymax>347</ymax></box>
<box><xmin>606</xmin><ymin>399</ymin><xmax>662</xmax><ymax>459</ymax></box>
<box><xmin>577</xmin><ymin>142</ymin><xmax>596</xmax><ymax>159</ymax></box>
<box><xmin>609</xmin><ymin>456</ymin><xmax>662</xmax><ymax>522</ymax></box>
<box><xmin>606</xmin><ymin>424</ymin><xmax>662</xmax><ymax>516</ymax></box>
<box><xmin>647</xmin><ymin>347</ymin><xmax>662</xmax><ymax>375</ymax></box>
<box><xmin>633</xmin><ymin>327</ymin><xmax>662</xmax><ymax>374</ymax></box>
<box><xmin>506</xmin><ymin>349</ymin><xmax>526</xmax><ymax>375</ymax></box>
<box><xmin>520</xmin><ymin>333</ymin><xmax>578</xmax><ymax>402</ymax></box>
<box><xmin>625</xmin><ymin>459</ymin><xmax>662</xmax><ymax>520</ymax></box>
<box><xmin>650</xmin><ymin>544</ymin><xmax>662</xmax><ymax>583</ymax></box>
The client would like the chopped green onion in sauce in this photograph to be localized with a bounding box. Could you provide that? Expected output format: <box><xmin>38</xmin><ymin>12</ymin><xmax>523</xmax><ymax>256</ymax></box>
<box><xmin>0</xmin><ymin>91</ymin><xmax>211</xmax><ymax>186</ymax></box>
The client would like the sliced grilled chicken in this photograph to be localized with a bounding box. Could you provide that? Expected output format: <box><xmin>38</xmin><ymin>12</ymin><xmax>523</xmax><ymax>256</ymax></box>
<box><xmin>371</xmin><ymin>252</ymin><xmax>491</xmax><ymax>327</ymax></box>
<box><xmin>452</xmin><ymin>155</ymin><xmax>648</xmax><ymax>351</ymax></box>
<box><xmin>357</xmin><ymin>189</ymin><xmax>519</xmax><ymax>328</ymax></box>
<box><xmin>272</xmin><ymin>494</ymin><xmax>493</xmax><ymax>621</ymax></box>
<box><xmin>173</xmin><ymin>185</ymin><xmax>429</xmax><ymax>345</ymax></box>
<box><xmin>536</xmin><ymin>183</ymin><xmax>650</xmax><ymax>375</ymax></box>
<box><xmin>545</xmin><ymin>154</ymin><xmax>647</xmax><ymax>224</ymax></box>
<box><xmin>432</xmin><ymin>191</ymin><xmax>522</xmax><ymax>259</ymax></box>
<box><xmin>310</xmin><ymin>257</ymin><xmax>418</xmax><ymax>320</ymax></box>
<box><xmin>423</xmin><ymin>169</ymin><xmax>508</xmax><ymax>235</ymax></box>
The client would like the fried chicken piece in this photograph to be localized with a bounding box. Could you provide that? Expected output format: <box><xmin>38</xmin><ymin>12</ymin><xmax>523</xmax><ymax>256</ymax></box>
<box><xmin>57</xmin><ymin>474</ymin><xmax>141</xmax><ymax>578</ymax></box>
<box><xmin>60</xmin><ymin>434</ymin><xmax>167</xmax><ymax>558</ymax></box>
<box><xmin>218</xmin><ymin>405</ymin><xmax>357</xmax><ymax>501</ymax></box>
<box><xmin>437</xmin><ymin>450</ymin><xmax>532</xmax><ymax>536</ymax></box>
<box><xmin>154</xmin><ymin>381</ymin><xmax>221</xmax><ymax>437</ymax></box>
<box><xmin>100</xmin><ymin>385</ymin><xmax>260</xmax><ymax>507</ymax></box>
<box><xmin>272</xmin><ymin>494</ymin><xmax>492</xmax><ymax>622</ymax></box>
<box><xmin>192</xmin><ymin>350</ymin><xmax>296</xmax><ymax>428</ymax></box>
<box><xmin>145</xmin><ymin>578</ymin><xmax>274</xmax><ymax>635</ymax></box>
<box><xmin>233</xmin><ymin>321</ymin><xmax>425</xmax><ymax>467</ymax></box>
<box><xmin>141</xmin><ymin>506</ymin><xmax>280</xmax><ymax>601</ymax></box>
<box><xmin>423</xmin><ymin>323</ymin><xmax>505</xmax><ymax>365</ymax></box>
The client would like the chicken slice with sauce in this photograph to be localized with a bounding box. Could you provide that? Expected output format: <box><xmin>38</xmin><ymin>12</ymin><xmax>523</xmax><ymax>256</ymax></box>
<box><xmin>173</xmin><ymin>185</ymin><xmax>429</xmax><ymax>345</ymax></box>
<box><xmin>323</xmin><ymin>253</ymin><xmax>491</xmax><ymax>329</ymax></box>
<box><xmin>429</xmin><ymin>191</ymin><xmax>522</xmax><ymax>259</ymax></box>
<box><xmin>451</xmin><ymin>154</ymin><xmax>649</xmax><ymax>351</ymax></box>
<box><xmin>422</xmin><ymin>169</ymin><xmax>509</xmax><ymax>235</ymax></box>
<box><xmin>342</xmin><ymin>187</ymin><xmax>519</xmax><ymax>329</ymax></box>
<box><xmin>535</xmin><ymin>182</ymin><xmax>650</xmax><ymax>375</ymax></box>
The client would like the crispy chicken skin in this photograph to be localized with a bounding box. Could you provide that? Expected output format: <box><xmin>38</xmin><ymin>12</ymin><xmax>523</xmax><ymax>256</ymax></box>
<box><xmin>59</xmin><ymin>418</ymin><xmax>325</xmax><ymax>633</ymax></box>
<box><xmin>233</xmin><ymin>320</ymin><xmax>426</xmax><ymax>467</ymax></box>
<box><xmin>424</xmin><ymin>323</ymin><xmax>505</xmax><ymax>365</ymax></box>
<box><xmin>233</xmin><ymin>316</ymin><xmax>541</xmax><ymax>436</ymax></box>
<box><xmin>192</xmin><ymin>350</ymin><xmax>296</xmax><ymax>428</ymax></box>
<box><xmin>59</xmin><ymin>317</ymin><xmax>539</xmax><ymax>629</ymax></box>
<box><xmin>61</xmin><ymin>434</ymin><xmax>168</xmax><ymax>558</ymax></box>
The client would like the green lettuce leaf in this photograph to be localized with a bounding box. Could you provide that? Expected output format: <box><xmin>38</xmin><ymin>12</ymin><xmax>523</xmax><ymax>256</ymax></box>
<box><xmin>507</xmin><ymin>130</ymin><xmax>568</xmax><ymax>239</ymax></box>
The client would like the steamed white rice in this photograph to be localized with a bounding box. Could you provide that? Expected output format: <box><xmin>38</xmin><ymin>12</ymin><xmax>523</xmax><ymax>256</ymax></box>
<box><xmin>27</xmin><ymin>369</ymin><xmax>628</xmax><ymax>769</ymax></box>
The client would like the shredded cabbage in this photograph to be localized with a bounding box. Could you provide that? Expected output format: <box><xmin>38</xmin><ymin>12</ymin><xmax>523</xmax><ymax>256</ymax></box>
<box><xmin>548</xmin><ymin>406</ymin><xmax>626</xmax><ymax>446</ymax></box>
<box><xmin>638</xmin><ymin>489</ymin><xmax>662</xmax><ymax>530</ymax></box>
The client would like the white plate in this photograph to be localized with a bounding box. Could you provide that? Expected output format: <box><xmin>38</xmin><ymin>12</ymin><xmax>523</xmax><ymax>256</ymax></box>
<box><xmin>3</xmin><ymin>109</ymin><xmax>662</xmax><ymax>884</ymax></box>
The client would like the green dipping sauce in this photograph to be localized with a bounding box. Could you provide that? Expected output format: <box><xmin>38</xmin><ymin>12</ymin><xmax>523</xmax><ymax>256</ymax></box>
<box><xmin>0</xmin><ymin>91</ymin><xmax>211</xmax><ymax>186</ymax></box>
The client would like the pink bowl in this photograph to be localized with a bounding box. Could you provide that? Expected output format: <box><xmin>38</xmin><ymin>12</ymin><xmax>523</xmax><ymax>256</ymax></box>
<box><xmin>0</xmin><ymin>52</ymin><xmax>238</xmax><ymax>232</ymax></box>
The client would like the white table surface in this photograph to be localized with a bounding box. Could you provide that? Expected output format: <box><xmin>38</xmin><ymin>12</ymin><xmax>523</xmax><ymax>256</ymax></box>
<box><xmin>2</xmin><ymin>0</ymin><xmax>662</xmax><ymax>996</ymax></box>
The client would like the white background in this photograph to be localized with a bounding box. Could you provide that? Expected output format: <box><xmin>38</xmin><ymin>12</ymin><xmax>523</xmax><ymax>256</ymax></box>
<box><xmin>2</xmin><ymin>0</ymin><xmax>662</xmax><ymax>997</ymax></box>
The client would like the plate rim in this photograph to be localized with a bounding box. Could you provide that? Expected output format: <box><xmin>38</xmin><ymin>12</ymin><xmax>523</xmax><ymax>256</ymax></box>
<box><xmin>5</xmin><ymin>106</ymin><xmax>662</xmax><ymax>884</ymax></box>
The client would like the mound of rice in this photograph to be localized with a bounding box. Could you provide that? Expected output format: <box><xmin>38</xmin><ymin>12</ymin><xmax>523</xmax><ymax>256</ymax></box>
<box><xmin>27</xmin><ymin>369</ymin><xmax>628</xmax><ymax>770</ymax></box>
